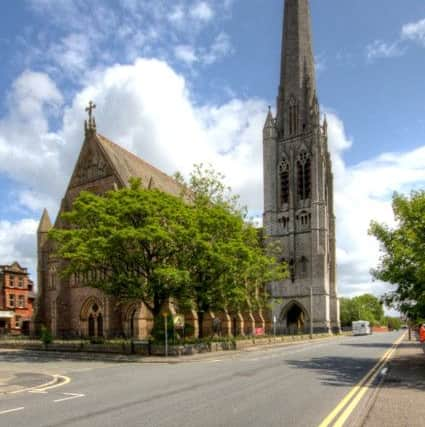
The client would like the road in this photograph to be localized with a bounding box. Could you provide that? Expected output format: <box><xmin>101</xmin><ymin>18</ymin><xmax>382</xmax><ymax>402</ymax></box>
<box><xmin>0</xmin><ymin>332</ymin><xmax>403</xmax><ymax>427</ymax></box>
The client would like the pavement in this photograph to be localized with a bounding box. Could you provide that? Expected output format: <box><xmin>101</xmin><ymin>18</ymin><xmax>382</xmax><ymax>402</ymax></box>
<box><xmin>0</xmin><ymin>331</ymin><xmax>406</xmax><ymax>427</ymax></box>
<box><xmin>360</xmin><ymin>336</ymin><xmax>425</xmax><ymax>427</ymax></box>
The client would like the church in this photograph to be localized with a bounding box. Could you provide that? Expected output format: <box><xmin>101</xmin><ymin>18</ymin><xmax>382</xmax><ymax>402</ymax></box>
<box><xmin>263</xmin><ymin>0</ymin><xmax>340</xmax><ymax>333</ymax></box>
<box><xmin>35</xmin><ymin>0</ymin><xmax>340</xmax><ymax>338</ymax></box>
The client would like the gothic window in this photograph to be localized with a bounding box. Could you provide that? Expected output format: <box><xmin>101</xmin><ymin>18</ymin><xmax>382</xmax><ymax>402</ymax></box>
<box><xmin>297</xmin><ymin>151</ymin><xmax>311</xmax><ymax>201</ymax></box>
<box><xmin>279</xmin><ymin>160</ymin><xmax>290</xmax><ymax>206</ymax></box>
<box><xmin>278</xmin><ymin>216</ymin><xmax>290</xmax><ymax>232</ymax></box>
<box><xmin>288</xmin><ymin>97</ymin><xmax>299</xmax><ymax>135</ymax></box>
<box><xmin>85</xmin><ymin>301</ymin><xmax>104</xmax><ymax>338</ymax></box>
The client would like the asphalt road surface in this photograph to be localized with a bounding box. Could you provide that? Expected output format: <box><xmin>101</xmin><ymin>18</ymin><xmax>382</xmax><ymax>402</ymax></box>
<box><xmin>0</xmin><ymin>332</ymin><xmax>402</xmax><ymax>427</ymax></box>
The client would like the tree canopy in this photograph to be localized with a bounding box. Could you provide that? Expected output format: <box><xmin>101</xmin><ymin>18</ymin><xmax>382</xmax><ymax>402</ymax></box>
<box><xmin>340</xmin><ymin>294</ymin><xmax>384</xmax><ymax>327</ymax></box>
<box><xmin>369</xmin><ymin>191</ymin><xmax>425</xmax><ymax>321</ymax></box>
<box><xmin>50</xmin><ymin>167</ymin><xmax>287</xmax><ymax>332</ymax></box>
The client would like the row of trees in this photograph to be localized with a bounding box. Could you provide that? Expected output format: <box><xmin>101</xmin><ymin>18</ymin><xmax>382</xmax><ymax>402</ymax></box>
<box><xmin>340</xmin><ymin>294</ymin><xmax>384</xmax><ymax>327</ymax></box>
<box><xmin>50</xmin><ymin>165</ymin><xmax>287</xmax><ymax>335</ymax></box>
<box><xmin>340</xmin><ymin>294</ymin><xmax>401</xmax><ymax>329</ymax></box>
<box><xmin>369</xmin><ymin>191</ymin><xmax>425</xmax><ymax>324</ymax></box>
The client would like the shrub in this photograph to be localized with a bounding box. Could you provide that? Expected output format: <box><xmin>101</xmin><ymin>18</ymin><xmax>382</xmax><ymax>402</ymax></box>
<box><xmin>40</xmin><ymin>325</ymin><xmax>53</xmax><ymax>346</ymax></box>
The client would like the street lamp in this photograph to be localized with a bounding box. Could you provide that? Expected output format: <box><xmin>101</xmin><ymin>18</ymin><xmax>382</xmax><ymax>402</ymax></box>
<box><xmin>162</xmin><ymin>312</ymin><xmax>168</xmax><ymax>357</ymax></box>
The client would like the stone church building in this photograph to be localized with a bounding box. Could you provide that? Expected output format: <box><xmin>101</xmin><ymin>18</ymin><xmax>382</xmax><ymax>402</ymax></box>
<box><xmin>263</xmin><ymin>0</ymin><xmax>340</xmax><ymax>333</ymax></box>
<box><xmin>35</xmin><ymin>115</ymin><xmax>186</xmax><ymax>339</ymax></box>
<box><xmin>35</xmin><ymin>0</ymin><xmax>340</xmax><ymax>338</ymax></box>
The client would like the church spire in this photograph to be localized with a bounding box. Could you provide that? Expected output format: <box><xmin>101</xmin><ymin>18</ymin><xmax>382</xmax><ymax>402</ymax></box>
<box><xmin>277</xmin><ymin>0</ymin><xmax>317</xmax><ymax>136</ymax></box>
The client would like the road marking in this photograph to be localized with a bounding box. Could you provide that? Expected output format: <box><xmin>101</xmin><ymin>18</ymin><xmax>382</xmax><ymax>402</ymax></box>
<box><xmin>54</xmin><ymin>392</ymin><xmax>85</xmax><ymax>403</ymax></box>
<box><xmin>9</xmin><ymin>375</ymin><xmax>58</xmax><ymax>395</ymax></box>
<box><xmin>318</xmin><ymin>332</ymin><xmax>406</xmax><ymax>427</ymax></box>
<box><xmin>36</xmin><ymin>375</ymin><xmax>71</xmax><ymax>392</ymax></box>
<box><xmin>0</xmin><ymin>407</ymin><xmax>25</xmax><ymax>415</ymax></box>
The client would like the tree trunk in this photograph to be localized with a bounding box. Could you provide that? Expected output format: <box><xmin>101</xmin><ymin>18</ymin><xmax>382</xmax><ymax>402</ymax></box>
<box><xmin>197</xmin><ymin>311</ymin><xmax>204</xmax><ymax>338</ymax></box>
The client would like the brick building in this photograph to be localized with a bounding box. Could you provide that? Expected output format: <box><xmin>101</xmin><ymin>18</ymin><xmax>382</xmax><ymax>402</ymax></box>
<box><xmin>0</xmin><ymin>262</ymin><xmax>35</xmax><ymax>335</ymax></box>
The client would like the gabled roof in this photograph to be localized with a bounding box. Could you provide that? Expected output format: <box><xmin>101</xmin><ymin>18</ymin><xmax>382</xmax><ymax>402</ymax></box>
<box><xmin>96</xmin><ymin>134</ymin><xmax>184</xmax><ymax>197</ymax></box>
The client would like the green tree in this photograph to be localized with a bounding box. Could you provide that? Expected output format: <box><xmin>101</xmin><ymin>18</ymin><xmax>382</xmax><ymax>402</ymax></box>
<box><xmin>340</xmin><ymin>297</ymin><xmax>358</xmax><ymax>327</ymax></box>
<box><xmin>369</xmin><ymin>191</ymin><xmax>425</xmax><ymax>320</ymax></box>
<box><xmin>50</xmin><ymin>179</ymin><xmax>194</xmax><ymax>318</ymax></box>
<box><xmin>178</xmin><ymin>164</ymin><xmax>287</xmax><ymax>335</ymax></box>
<box><xmin>353</xmin><ymin>294</ymin><xmax>384</xmax><ymax>326</ymax></box>
<box><xmin>339</xmin><ymin>294</ymin><xmax>384</xmax><ymax>327</ymax></box>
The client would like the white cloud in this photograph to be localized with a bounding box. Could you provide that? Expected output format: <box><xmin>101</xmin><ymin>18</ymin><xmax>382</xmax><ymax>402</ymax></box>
<box><xmin>2</xmin><ymin>59</ymin><xmax>425</xmax><ymax>301</ymax></box>
<box><xmin>174</xmin><ymin>45</ymin><xmax>198</xmax><ymax>65</ymax></box>
<box><xmin>190</xmin><ymin>2</ymin><xmax>214</xmax><ymax>22</ymax></box>
<box><xmin>326</xmin><ymin>113</ymin><xmax>425</xmax><ymax>298</ymax></box>
<box><xmin>202</xmin><ymin>32</ymin><xmax>234</xmax><ymax>65</ymax></box>
<box><xmin>402</xmin><ymin>18</ymin><xmax>425</xmax><ymax>46</ymax></box>
<box><xmin>366</xmin><ymin>40</ymin><xmax>404</xmax><ymax>60</ymax></box>
<box><xmin>0</xmin><ymin>219</ymin><xmax>38</xmax><ymax>276</ymax></box>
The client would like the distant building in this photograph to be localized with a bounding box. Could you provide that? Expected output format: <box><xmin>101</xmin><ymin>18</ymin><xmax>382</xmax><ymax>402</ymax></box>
<box><xmin>0</xmin><ymin>262</ymin><xmax>35</xmax><ymax>335</ymax></box>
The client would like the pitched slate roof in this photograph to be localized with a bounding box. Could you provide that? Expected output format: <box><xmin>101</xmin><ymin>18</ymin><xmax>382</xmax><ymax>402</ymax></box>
<box><xmin>96</xmin><ymin>134</ymin><xmax>184</xmax><ymax>197</ymax></box>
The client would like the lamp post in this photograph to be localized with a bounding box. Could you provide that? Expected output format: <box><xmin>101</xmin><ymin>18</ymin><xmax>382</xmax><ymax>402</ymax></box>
<box><xmin>163</xmin><ymin>312</ymin><xmax>168</xmax><ymax>357</ymax></box>
<box><xmin>310</xmin><ymin>287</ymin><xmax>313</xmax><ymax>339</ymax></box>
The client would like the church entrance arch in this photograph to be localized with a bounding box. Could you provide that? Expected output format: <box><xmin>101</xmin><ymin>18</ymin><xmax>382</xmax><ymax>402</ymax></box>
<box><xmin>280</xmin><ymin>301</ymin><xmax>308</xmax><ymax>334</ymax></box>
<box><xmin>80</xmin><ymin>297</ymin><xmax>104</xmax><ymax>338</ymax></box>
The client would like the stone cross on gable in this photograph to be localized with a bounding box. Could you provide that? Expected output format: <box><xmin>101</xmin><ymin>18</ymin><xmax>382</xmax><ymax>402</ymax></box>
<box><xmin>85</xmin><ymin>101</ymin><xmax>96</xmax><ymax>121</ymax></box>
<box><xmin>84</xmin><ymin>100</ymin><xmax>97</xmax><ymax>136</ymax></box>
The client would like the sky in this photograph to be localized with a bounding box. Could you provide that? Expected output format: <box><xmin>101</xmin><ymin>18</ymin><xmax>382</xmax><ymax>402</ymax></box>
<box><xmin>1</xmin><ymin>0</ymin><xmax>425</xmax><ymax>305</ymax></box>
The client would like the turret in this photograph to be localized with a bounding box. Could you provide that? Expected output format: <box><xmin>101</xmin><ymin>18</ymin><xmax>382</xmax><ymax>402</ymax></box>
<box><xmin>263</xmin><ymin>107</ymin><xmax>278</xmax><ymax>216</ymax></box>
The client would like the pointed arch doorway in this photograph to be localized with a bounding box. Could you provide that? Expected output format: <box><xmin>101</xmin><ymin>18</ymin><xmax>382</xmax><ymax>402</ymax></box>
<box><xmin>281</xmin><ymin>301</ymin><xmax>308</xmax><ymax>334</ymax></box>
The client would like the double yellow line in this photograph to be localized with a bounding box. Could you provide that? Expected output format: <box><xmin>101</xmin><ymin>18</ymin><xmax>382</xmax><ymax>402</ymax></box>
<box><xmin>318</xmin><ymin>332</ymin><xmax>406</xmax><ymax>427</ymax></box>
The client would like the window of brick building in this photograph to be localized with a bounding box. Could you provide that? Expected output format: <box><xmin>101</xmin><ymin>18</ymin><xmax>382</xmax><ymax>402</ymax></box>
<box><xmin>18</xmin><ymin>277</ymin><xmax>24</xmax><ymax>288</ymax></box>
<box><xmin>9</xmin><ymin>294</ymin><xmax>15</xmax><ymax>307</ymax></box>
<box><xmin>18</xmin><ymin>295</ymin><xmax>25</xmax><ymax>308</ymax></box>
<box><xmin>9</xmin><ymin>275</ymin><xmax>14</xmax><ymax>288</ymax></box>
<box><xmin>15</xmin><ymin>316</ymin><xmax>21</xmax><ymax>329</ymax></box>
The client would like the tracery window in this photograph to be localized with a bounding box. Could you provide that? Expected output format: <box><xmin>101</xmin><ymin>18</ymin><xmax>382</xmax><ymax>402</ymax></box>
<box><xmin>279</xmin><ymin>160</ymin><xmax>290</xmax><ymax>206</ymax></box>
<box><xmin>297</xmin><ymin>151</ymin><xmax>311</xmax><ymax>201</ymax></box>
<box><xmin>288</xmin><ymin>97</ymin><xmax>299</xmax><ymax>135</ymax></box>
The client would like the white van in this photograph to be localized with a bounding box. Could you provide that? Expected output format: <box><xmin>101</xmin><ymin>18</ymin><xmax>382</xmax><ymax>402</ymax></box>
<box><xmin>352</xmin><ymin>321</ymin><xmax>371</xmax><ymax>336</ymax></box>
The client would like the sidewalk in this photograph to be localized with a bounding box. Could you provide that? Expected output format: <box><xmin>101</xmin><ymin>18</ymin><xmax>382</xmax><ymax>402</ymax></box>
<box><xmin>362</xmin><ymin>337</ymin><xmax>425</xmax><ymax>427</ymax></box>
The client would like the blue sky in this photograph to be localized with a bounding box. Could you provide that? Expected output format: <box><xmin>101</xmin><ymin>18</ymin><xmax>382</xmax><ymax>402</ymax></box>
<box><xmin>1</xmin><ymin>0</ymin><xmax>425</xmax><ymax>301</ymax></box>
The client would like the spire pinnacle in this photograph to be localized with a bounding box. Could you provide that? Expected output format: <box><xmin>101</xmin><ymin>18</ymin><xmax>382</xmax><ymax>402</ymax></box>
<box><xmin>37</xmin><ymin>208</ymin><xmax>52</xmax><ymax>233</ymax></box>
<box><xmin>277</xmin><ymin>0</ymin><xmax>317</xmax><ymax>136</ymax></box>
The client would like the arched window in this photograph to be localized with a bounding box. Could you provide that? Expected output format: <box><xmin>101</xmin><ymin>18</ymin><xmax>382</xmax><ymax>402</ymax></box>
<box><xmin>297</xmin><ymin>151</ymin><xmax>311</xmax><ymax>201</ymax></box>
<box><xmin>279</xmin><ymin>160</ymin><xmax>290</xmax><ymax>206</ymax></box>
<box><xmin>288</xmin><ymin>97</ymin><xmax>299</xmax><ymax>135</ymax></box>
<box><xmin>82</xmin><ymin>299</ymin><xmax>104</xmax><ymax>338</ymax></box>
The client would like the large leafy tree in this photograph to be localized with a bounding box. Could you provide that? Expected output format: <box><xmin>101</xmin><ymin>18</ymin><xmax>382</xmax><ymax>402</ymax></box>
<box><xmin>176</xmin><ymin>164</ymin><xmax>287</xmax><ymax>334</ymax></box>
<box><xmin>51</xmin><ymin>166</ymin><xmax>287</xmax><ymax>336</ymax></box>
<box><xmin>50</xmin><ymin>179</ymin><xmax>194</xmax><ymax>318</ymax></box>
<box><xmin>340</xmin><ymin>294</ymin><xmax>384</xmax><ymax>327</ymax></box>
<box><xmin>369</xmin><ymin>191</ymin><xmax>425</xmax><ymax>321</ymax></box>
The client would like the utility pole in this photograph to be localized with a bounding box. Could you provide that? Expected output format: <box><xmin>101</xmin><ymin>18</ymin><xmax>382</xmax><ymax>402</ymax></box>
<box><xmin>163</xmin><ymin>312</ymin><xmax>168</xmax><ymax>357</ymax></box>
<box><xmin>310</xmin><ymin>287</ymin><xmax>313</xmax><ymax>339</ymax></box>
